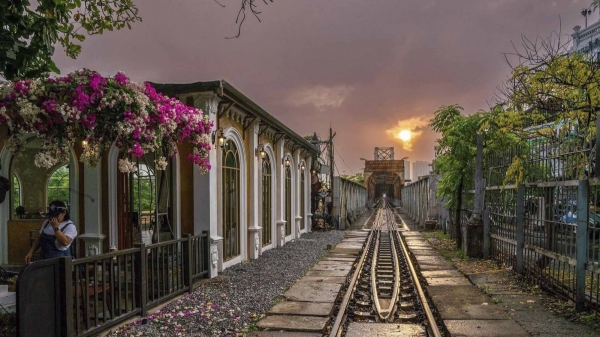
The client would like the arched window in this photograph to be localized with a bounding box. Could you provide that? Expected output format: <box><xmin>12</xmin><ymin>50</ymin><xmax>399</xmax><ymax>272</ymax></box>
<box><xmin>223</xmin><ymin>140</ymin><xmax>240</xmax><ymax>261</ymax></box>
<box><xmin>262</xmin><ymin>156</ymin><xmax>272</xmax><ymax>246</ymax></box>
<box><xmin>301</xmin><ymin>170</ymin><xmax>305</xmax><ymax>230</ymax></box>
<box><xmin>285</xmin><ymin>165</ymin><xmax>292</xmax><ymax>236</ymax></box>
<box><xmin>47</xmin><ymin>165</ymin><xmax>70</xmax><ymax>205</ymax></box>
<box><xmin>12</xmin><ymin>174</ymin><xmax>21</xmax><ymax>209</ymax></box>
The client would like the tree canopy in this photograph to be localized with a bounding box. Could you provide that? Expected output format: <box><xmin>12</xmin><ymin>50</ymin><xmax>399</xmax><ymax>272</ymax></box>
<box><xmin>0</xmin><ymin>0</ymin><xmax>142</xmax><ymax>80</ymax></box>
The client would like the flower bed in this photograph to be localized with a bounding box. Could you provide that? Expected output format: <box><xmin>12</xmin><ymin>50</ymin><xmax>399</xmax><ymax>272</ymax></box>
<box><xmin>0</xmin><ymin>70</ymin><xmax>213</xmax><ymax>173</ymax></box>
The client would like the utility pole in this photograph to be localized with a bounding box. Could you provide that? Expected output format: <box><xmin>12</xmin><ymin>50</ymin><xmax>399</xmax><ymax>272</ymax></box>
<box><xmin>329</xmin><ymin>127</ymin><xmax>334</xmax><ymax>190</ymax></box>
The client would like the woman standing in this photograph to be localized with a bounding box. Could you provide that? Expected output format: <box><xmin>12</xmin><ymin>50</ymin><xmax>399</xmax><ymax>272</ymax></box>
<box><xmin>25</xmin><ymin>200</ymin><xmax>77</xmax><ymax>263</ymax></box>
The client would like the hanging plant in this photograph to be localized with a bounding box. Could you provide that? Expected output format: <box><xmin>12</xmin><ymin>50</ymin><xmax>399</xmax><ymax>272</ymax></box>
<box><xmin>0</xmin><ymin>69</ymin><xmax>213</xmax><ymax>173</ymax></box>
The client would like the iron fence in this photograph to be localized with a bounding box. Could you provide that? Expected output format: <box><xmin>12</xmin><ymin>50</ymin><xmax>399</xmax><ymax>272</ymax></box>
<box><xmin>486</xmin><ymin>123</ymin><xmax>600</xmax><ymax>313</ymax></box>
<box><xmin>17</xmin><ymin>232</ymin><xmax>209</xmax><ymax>337</ymax></box>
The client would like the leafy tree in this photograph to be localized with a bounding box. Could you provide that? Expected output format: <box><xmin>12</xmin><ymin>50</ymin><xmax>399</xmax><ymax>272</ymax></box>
<box><xmin>0</xmin><ymin>0</ymin><xmax>142</xmax><ymax>80</ymax></box>
<box><xmin>431</xmin><ymin>105</ymin><xmax>517</xmax><ymax>247</ymax></box>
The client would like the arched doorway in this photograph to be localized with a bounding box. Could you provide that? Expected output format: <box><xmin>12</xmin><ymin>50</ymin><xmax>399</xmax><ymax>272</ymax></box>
<box><xmin>222</xmin><ymin>139</ymin><xmax>241</xmax><ymax>261</ymax></box>
<box><xmin>116</xmin><ymin>153</ymin><xmax>175</xmax><ymax>249</ymax></box>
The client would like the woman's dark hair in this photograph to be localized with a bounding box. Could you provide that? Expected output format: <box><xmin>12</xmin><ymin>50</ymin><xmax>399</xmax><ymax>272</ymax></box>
<box><xmin>48</xmin><ymin>200</ymin><xmax>70</xmax><ymax>221</ymax></box>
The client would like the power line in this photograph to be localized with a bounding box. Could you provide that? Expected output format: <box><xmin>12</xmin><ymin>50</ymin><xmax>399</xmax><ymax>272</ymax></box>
<box><xmin>335</xmin><ymin>147</ymin><xmax>355</xmax><ymax>175</ymax></box>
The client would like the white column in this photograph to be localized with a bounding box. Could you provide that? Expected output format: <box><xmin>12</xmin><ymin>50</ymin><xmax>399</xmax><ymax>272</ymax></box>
<box><xmin>306</xmin><ymin>156</ymin><xmax>313</xmax><ymax>232</ymax></box>
<box><xmin>78</xmin><ymin>164</ymin><xmax>105</xmax><ymax>256</ymax></box>
<box><xmin>275</xmin><ymin>139</ymin><xmax>286</xmax><ymax>247</ymax></box>
<box><xmin>194</xmin><ymin>94</ymin><xmax>221</xmax><ymax>278</ymax></box>
<box><xmin>294</xmin><ymin>149</ymin><xmax>302</xmax><ymax>239</ymax></box>
<box><xmin>247</xmin><ymin>121</ymin><xmax>261</xmax><ymax>259</ymax></box>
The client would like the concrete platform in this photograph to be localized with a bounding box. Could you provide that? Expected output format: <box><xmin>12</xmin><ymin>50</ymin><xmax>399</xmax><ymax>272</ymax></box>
<box><xmin>421</xmin><ymin>270</ymin><xmax>464</xmax><ymax>278</ymax></box>
<box><xmin>313</xmin><ymin>260</ymin><xmax>354</xmax><ymax>265</ymax></box>
<box><xmin>345</xmin><ymin>323</ymin><xmax>426</xmax><ymax>337</ymax></box>
<box><xmin>246</xmin><ymin>332</ymin><xmax>321</xmax><ymax>337</ymax></box>
<box><xmin>426</xmin><ymin>276</ymin><xmax>472</xmax><ymax>286</ymax></box>
<box><xmin>444</xmin><ymin>319</ymin><xmax>529</xmax><ymax>337</ymax></box>
<box><xmin>427</xmin><ymin>285</ymin><xmax>509</xmax><ymax>320</ymax></box>
<box><xmin>256</xmin><ymin>315</ymin><xmax>328</xmax><ymax>332</ymax></box>
<box><xmin>311</xmin><ymin>263</ymin><xmax>352</xmax><ymax>272</ymax></box>
<box><xmin>283</xmin><ymin>281</ymin><xmax>342</xmax><ymax>302</ymax></box>
<box><xmin>296</xmin><ymin>276</ymin><xmax>347</xmax><ymax>284</ymax></box>
<box><xmin>268</xmin><ymin>301</ymin><xmax>334</xmax><ymax>316</ymax></box>
<box><xmin>323</xmin><ymin>257</ymin><xmax>356</xmax><ymax>262</ymax></box>
<box><xmin>305</xmin><ymin>269</ymin><xmax>351</xmax><ymax>277</ymax></box>
<box><xmin>416</xmin><ymin>260</ymin><xmax>454</xmax><ymax>271</ymax></box>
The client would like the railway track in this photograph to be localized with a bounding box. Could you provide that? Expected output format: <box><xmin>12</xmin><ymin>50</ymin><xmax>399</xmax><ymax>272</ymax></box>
<box><xmin>327</xmin><ymin>199</ymin><xmax>442</xmax><ymax>337</ymax></box>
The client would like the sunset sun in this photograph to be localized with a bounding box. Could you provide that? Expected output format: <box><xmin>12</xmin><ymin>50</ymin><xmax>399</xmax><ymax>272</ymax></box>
<box><xmin>398</xmin><ymin>130</ymin><xmax>412</xmax><ymax>142</ymax></box>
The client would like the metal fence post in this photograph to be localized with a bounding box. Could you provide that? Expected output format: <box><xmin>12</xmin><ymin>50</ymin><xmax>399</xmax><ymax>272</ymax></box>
<box><xmin>203</xmin><ymin>231</ymin><xmax>210</xmax><ymax>277</ymax></box>
<box><xmin>134</xmin><ymin>243</ymin><xmax>148</xmax><ymax>317</ymax></box>
<box><xmin>483</xmin><ymin>208</ymin><xmax>490</xmax><ymax>259</ymax></box>
<box><xmin>183</xmin><ymin>234</ymin><xmax>193</xmax><ymax>292</ymax></box>
<box><xmin>576</xmin><ymin>179</ymin><xmax>589</xmax><ymax>312</ymax></box>
<box><xmin>60</xmin><ymin>257</ymin><xmax>74</xmax><ymax>337</ymax></box>
<box><xmin>516</xmin><ymin>183</ymin><xmax>525</xmax><ymax>274</ymax></box>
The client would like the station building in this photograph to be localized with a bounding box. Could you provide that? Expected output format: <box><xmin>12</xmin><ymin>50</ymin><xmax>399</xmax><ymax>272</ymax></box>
<box><xmin>0</xmin><ymin>80</ymin><xmax>317</xmax><ymax>277</ymax></box>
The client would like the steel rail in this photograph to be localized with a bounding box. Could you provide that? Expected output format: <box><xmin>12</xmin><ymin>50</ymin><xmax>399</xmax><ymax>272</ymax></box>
<box><xmin>371</xmin><ymin>214</ymin><xmax>400</xmax><ymax>321</ymax></box>
<box><xmin>395</xmin><ymin>224</ymin><xmax>443</xmax><ymax>337</ymax></box>
<box><xmin>328</xmin><ymin>208</ymin><xmax>378</xmax><ymax>337</ymax></box>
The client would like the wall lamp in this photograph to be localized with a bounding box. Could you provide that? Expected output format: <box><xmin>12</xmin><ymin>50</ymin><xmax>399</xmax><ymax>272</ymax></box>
<box><xmin>212</xmin><ymin>128</ymin><xmax>225</xmax><ymax>148</ymax></box>
<box><xmin>256</xmin><ymin>144</ymin><xmax>266</xmax><ymax>159</ymax></box>
<box><xmin>298</xmin><ymin>161</ymin><xmax>306</xmax><ymax>171</ymax></box>
<box><xmin>81</xmin><ymin>140</ymin><xmax>89</xmax><ymax>148</ymax></box>
<box><xmin>283</xmin><ymin>155</ymin><xmax>291</xmax><ymax>168</ymax></box>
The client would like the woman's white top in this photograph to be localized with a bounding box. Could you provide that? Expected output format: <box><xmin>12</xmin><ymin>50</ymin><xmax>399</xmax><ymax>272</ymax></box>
<box><xmin>39</xmin><ymin>220</ymin><xmax>77</xmax><ymax>250</ymax></box>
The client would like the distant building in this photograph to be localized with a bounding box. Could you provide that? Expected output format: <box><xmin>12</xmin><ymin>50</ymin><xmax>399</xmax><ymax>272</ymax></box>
<box><xmin>404</xmin><ymin>160</ymin><xmax>411</xmax><ymax>182</ymax></box>
<box><xmin>570</xmin><ymin>19</ymin><xmax>600</xmax><ymax>56</ymax></box>
<box><xmin>412</xmin><ymin>161</ymin><xmax>430</xmax><ymax>181</ymax></box>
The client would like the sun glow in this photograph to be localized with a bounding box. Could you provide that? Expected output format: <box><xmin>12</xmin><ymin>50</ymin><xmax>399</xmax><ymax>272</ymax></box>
<box><xmin>398</xmin><ymin>130</ymin><xmax>412</xmax><ymax>142</ymax></box>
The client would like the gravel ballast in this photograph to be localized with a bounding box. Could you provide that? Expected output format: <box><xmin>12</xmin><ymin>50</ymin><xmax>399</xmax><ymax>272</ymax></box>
<box><xmin>108</xmin><ymin>230</ymin><xmax>346</xmax><ymax>337</ymax></box>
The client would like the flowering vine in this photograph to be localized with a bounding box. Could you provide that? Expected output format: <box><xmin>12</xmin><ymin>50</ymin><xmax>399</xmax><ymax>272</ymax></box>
<box><xmin>0</xmin><ymin>69</ymin><xmax>213</xmax><ymax>173</ymax></box>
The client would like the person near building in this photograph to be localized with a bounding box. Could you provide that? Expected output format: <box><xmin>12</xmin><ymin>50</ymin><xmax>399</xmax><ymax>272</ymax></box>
<box><xmin>25</xmin><ymin>200</ymin><xmax>77</xmax><ymax>263</ymax></box>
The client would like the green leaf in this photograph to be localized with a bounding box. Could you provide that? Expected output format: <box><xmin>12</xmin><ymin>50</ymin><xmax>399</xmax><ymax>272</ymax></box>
<box><xmin>47</xmin><ymin>60</ymin><xmax>60</xmax><ymax>74</ymax></box>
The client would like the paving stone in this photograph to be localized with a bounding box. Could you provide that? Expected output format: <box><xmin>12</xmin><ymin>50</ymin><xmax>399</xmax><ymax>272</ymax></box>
<box><xmin>426</xmin><ymin>276</ymin><xmax>472</xmax><ymax>286</ymax></box>
<box><xmin>467</xmin><ymin>271</ymin><xmax>515</xmax><ymax>285</ymax></box>
<box><xmin>296</xmin><ymin>276</ymin><xmax>347</xmax><ymax>284</ymax></box>
<box><xmin>323</xmin><ymin>257</ymin><xmax>356</xmax><ymax>262</ymax></box>
<box><xmin>283</xmin><ymin>281</ymin><xmax>342</xmax><ymax>302</ymax></box>
<box><xmin>329</xmin><ymin>248</ymin><xmax>361</xmax><ymax>255</ymax></box>
<box><xmin>345</xmin><ymin>323</ymin><xmax>426</xmax><ymax>337</ymax></box>
<box><xmin>416</xmin><ymin>260</ymin><xmax>454</xmax><ymax>271</ymax></box>
<box><xmin>444</xmin><ymin>319</ymin><xmax>529</xmax><ymax>337</ymax></box>
<box><xmin>256</xmin><ymin>315</ymin><xmax>328</xmax><ymax>332</ymax></box>
<box><xmin>402</xmin><ymin>232</ymin><xmax>423</xmax><ymax>237</ymax></box>
<box><xmin>421</xmin><ymin>270</ymin><xmax>464</xmax><ymax>278</ymax></box>
<box><xmin>493</xmin><ymin>293</ymin><xmax>547</xmax><ymax>312</ymax></box>
<box><xmin>311</xmin><ymin>263</ymin><xmax>352</xmax><ymax>272</ymax></box>
<box><xmin>407</xmin><ymin>249</ymin><xmax>437</xmax><ymax>256</ymax></box>
<box><xmin>427</xmin><ymin>285</ymin><xmax>510</xmax><ymax>320</ymax></box>
<box><xmin>314</xmin><ymin>260</ymin><xmax>354</xmax><ymax>265</ymax></box>
<box><xmin>509</xmin><ymin>310</ymin><xmax>600</xmax><ymax>337</ymax></box>
<box><xmin>414</xmin><ymin>255</ymin><xmax>447</xmax><ymax>263</ymax></box>
<box><xmin>305</xmin><ymin>269</ymin><xmax>351</xmax><ymax>277</ymax></box>
<box><xmin>246</xmin><ymin>332</ymin><xmax>322</xmax><ymax>337</ymax></box>
<box><xmin>268</xmin><ymin>301</ymin><xmax>334</xmax><ymax>316</ymax></box>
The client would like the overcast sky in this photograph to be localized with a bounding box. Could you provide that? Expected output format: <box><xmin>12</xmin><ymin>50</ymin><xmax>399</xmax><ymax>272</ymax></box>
<box><xmin>54</xmin><ymin>0</ymin><xmax>591</xmax><ymax>174</ymax></box>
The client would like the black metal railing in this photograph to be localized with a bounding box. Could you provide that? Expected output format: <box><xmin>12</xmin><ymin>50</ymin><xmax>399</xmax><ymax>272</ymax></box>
<box><xmin>17</xmin><ymin>231</ymin><xmax>210</xmax><ymax>337</ymax></box>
